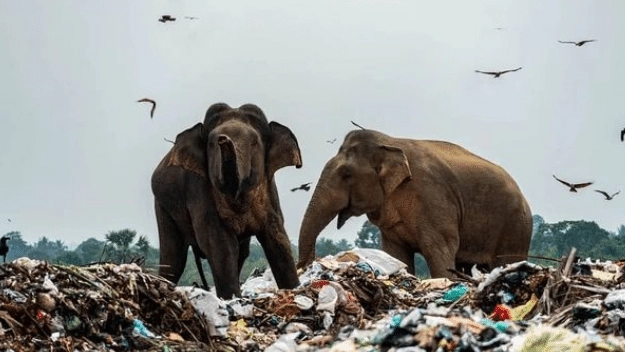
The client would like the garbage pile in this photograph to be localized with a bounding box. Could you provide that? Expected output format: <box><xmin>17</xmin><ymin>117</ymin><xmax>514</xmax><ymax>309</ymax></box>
<box><xmin>3</xmin><ymin>248</ymin><xmax>625</xmax><ymax>351</ymax></box>
<box><xmin>210</xmin><ymin>248</ymin><xmax>625</xmax><ymax>351</ymax></box>
<box><xmin>0</xmin><ymin>258</ymin><xmax>230</xmax><ymax>351</ymax></box>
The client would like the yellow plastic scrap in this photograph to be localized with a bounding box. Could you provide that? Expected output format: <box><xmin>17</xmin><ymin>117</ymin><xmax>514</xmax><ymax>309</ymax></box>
<box><xmin>383</xmin><ymin>280</ymin><xmax>394</xmax><ymax>286</ymax></box>
<box><xmin>227</xmin><ymin>319</ymin><xmax>253</xmax><ymax>343</ymax></box>
<box><xmin>517</xmin><ymin>325</ymin><xmax>586</xmax><ymax>352</ymax></box>
<box><xmin>510</xmin><ymin>294</ymin><xmax>539</xmax><ymax>321</ymax></box>
<box><xmin>416</xmin><ymin>278</ymin><xmax>454</xmax><ymax>291</ymax></box>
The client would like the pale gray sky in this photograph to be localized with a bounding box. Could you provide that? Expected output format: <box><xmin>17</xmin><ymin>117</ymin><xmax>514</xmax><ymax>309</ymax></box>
<box><xmin>1</xmin><ymin>1</ymin><xmax>624</xmax><ymax>249</ymax></box>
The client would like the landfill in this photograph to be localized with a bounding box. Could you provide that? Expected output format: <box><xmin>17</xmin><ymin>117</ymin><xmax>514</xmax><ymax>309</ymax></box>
<box><xmin>2</xmin><ymin>247</ymin><xmax>625</xmax><ymax>351</ymax></box>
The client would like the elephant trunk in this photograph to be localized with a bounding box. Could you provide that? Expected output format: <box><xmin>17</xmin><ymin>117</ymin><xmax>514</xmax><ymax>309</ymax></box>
<box><xmin>216</xmin><ymin>135</ymin><xmax>257</xmax><ymax>199</ymax></box>
<box><xmin>297</xmin><ymin>158</ymin><xmax>348</xmax><ymax>268</ymax></box>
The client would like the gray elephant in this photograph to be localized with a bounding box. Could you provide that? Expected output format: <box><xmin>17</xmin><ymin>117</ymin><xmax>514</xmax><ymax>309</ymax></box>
<box><xmin>151</xmin><ymin>103</ymin><xmax>302</xmax><ymax>298</ymax></box>
<box><xmin>297</xmin><ymin>129</ymin><xmax>532</xmax><ymax>278</ymax></box>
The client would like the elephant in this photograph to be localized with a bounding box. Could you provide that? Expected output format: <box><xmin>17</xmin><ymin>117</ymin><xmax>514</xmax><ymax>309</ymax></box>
<box><xmin>151</xmin><ymin>103</ymin><xmax>302</xmax><ymax>299</ymax></box>
<box><xmin>297</xmin><ymin>129</ymin><xmax>532</xmax><ymax>278</ymax></box>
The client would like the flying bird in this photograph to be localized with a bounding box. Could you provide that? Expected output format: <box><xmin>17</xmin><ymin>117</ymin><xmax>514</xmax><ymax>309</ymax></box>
<box><xmin>0</xmin><ymin>235</ymin><xmax>9</xmax><ymax>263</ymax></box>
<box><xmin>620</xmin><ymin>128</ymin><xmax>625</xmax><ymax>142</ymax></box>
<box><xmin>558</xmin><ymin>39</ymin><xmax>597</xmax><ymax>47</ymax></box>
<box><xmin>552</xmin><ymin>175</ymin><xmax>593</xmax><ymax>192</ymax></box>
<box><xmin>595</xmin><ymin>189</ymin><xmax>620</xmax><ymax>200</ymax></box>
<box><xmin>475</xmin><ymin>67</ymin><xmax>522</xmax><ymax>78</ymax></box>
<box><xmin>291</xmin><ymin>182</ymin><xmax>312</xmax><ymax>192</ymax></box>
<box><xmin>326</xmin><ymin>138</ymin><xmax>337</xmax><ymax>144</ymax></box>
<box><xmin>6</xmin><ymin>218</ymin><xmax>10</xmax><ymax>222</ymax></box>
<box><xmin>184</xmin><ymin>16</ymin><xmax>199</xmax><ymax>20</ymax></box>
<box><xmin>137</xmin><ymin>98</ymin><xmax>156</xmax><ymax>118</ymax></box>
<box><xmin>158</xmin><ymin>15</ymin><xmax>176</xmax><ymax>23</ymax></box>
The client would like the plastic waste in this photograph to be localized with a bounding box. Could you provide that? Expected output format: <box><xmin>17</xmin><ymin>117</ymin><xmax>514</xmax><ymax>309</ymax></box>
<box><xmin>264</xmin><ymin>332</ymin><xmax>300</xmax><ymax>352</ymax></box>
<box><xmin>294</xmin><ymin>295</ymin><xmax>314</xmax><ymax>310</ymax></box>
<box><xmin>240</xmin><ymin>267</ymin><xmax>279</xmax><ymax>297</ymax></box>
<box><xmin>132</xmin><ymin>319</ymin><xmax>156</xmax><ymax>338</ymax></box>
<box><xmin>603</xmin><ymin>289</ymin><xmax>625</xmax><ymax>310</ymax></box>
<box><xmin>316</xmin><ymin>284</ymin><xmax>338</xmax><ymax>314</ymax></box>
<box><xmin>573</xmin><ymin>302</ymin><xmax>602</xmax><ymax>320</ymax></box>
<box><xmin>440</xmin><ymin>283</ymin><xmax>468</xmax><ymax>303</ymax></box>
<box><xmin>349</xmin><ymin>248</ymin><xmax>408</xmax><ymax>276</ymax></box>
<box><xmin>176</xmin><ymin>286</ymin><xmax>230</xmax><ymax>336</ymax></box>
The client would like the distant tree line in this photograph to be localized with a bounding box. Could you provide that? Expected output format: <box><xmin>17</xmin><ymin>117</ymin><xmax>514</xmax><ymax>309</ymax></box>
<box><xmin>3</xmin><ymin>214</ymin><xmax>625</xmax><ymax>286</ymax></box>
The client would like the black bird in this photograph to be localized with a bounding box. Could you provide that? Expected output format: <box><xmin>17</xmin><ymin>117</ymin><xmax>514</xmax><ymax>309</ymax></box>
<box><xmin>595</xmin><ymin>189</ymin><xmax>620</xmax><ymax>200</ymax></box>
<box><xmin>620</xmin><ymin>128</ymin><xmax>625</xmax><ymax>142</ymax></box>
<box><xmin>291</xmin><ymin>182</ymin><xmax>312</xmax><ymax>192</ymax></box>
<box><xmin>558</xmin><ymin>39</ymin><xmax>597</xmax><ymax>47</ymax></box>
<box><xmin>475</xmin><ymin>67</ymin><xmax>522</xmax><ymax>78</ymax></box>
<box><xmin>552</xmin><ymin>175</ymin><xmax>593</xmax><ymax>192</ymax></box>
<box><xmin>137</xmin><ymin>98</ymin><xmax>156</xmax><ymax>118</ymax></box>
<box><xmin>326</xmin><ymin>138</ymin><xmax>337</xmax><ymax>144</ymax></box>
<box><xmin>158</xmin><ymin>15</ymin><xmax>176</xmax><ymax>23</ymax></box>
<box><xmin>0</xmin><ymin>235</ymin><xmax>9</xmax><ymax>263</ymax></box>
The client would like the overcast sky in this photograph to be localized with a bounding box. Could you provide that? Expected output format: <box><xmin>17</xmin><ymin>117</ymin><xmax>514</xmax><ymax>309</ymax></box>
<box><xmin>1</xmin><ymin>1</ymin><xmax>624</xmax><ymax>249</ymax></box>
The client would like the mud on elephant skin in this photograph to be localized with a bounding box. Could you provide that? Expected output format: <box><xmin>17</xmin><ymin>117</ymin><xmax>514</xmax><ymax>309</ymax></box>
<box><xmin>297</xmin><ymin>129</ymin><xmax>532</xmax><ymax>278</ymax></box>
<box><xmin>151</xmin><ymin>103</ymin><xmax>302</xmax><ymax>299</ymax></box>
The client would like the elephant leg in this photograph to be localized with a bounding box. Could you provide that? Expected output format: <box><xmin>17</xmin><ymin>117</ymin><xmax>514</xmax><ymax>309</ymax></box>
<box><xmin>419</xmin><ymin>228</ymin><xmax>459</xmax><ymax>279</ymax></box>
<box><xmin>380</xmin><ymin>233</ymin><xmax>415</xmax><ymax>274</ymax></box>
<box><xmin>256</xmin><ymin>214</ymin><xmax>300</xmax><ymax>289</ymax></box>
<box><xmin>188</xmin><ymin>208</ymin><xmax>241</xmax><ymax>298</ymax></box>
<box><xmin>155</xmin><ymin>201</ymin><xmax>188</xmax><ymax>284</ymax></box>
<box><xmin>238</xmin><ymin>236</ymin><xmax>251</xmax><ymax>278</ymax></box>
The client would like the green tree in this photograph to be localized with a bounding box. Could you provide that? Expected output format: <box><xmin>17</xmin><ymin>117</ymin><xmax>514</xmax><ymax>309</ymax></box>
<box><xmin>105</xmin><ymin>229</ymin><xmax>137</xmax><ymax>263</ymax></box>
<box><xmin>135</xmin><ymin>235</ymin><xmax>150</xmax><ymax>258</ymax></box>
<box><xmin>355</xmin><ymin>221</ymin><xmax>381</xmax><ymax>248</ymax></box>
<box><xmin>75</xmin><ymin>238</ymin><xmax>106</xmax><ymax>263</ymax></box>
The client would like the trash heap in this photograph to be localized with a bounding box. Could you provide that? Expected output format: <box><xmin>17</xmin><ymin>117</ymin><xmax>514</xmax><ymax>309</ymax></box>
<box><xmin>4</xmin><ymin>248</ymin><xmax>625</xmax><ymax>351</ymax></box>
<box><xmin>0</xmin><ymin>258</ymin><xmax>230</xmax><ymax>351</ymax></box>
<box><xmin>207</xmin><ymin>248</ymin><xmax>625</xmax><ymax>351</ymax></box>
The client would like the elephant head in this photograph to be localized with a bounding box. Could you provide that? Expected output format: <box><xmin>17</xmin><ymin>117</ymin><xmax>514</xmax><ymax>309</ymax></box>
<box><xmin>203</xmin><ymin>103</ymin><xmax>302</xmax><ymax>202</ymax></box>
<box><xmin>297</xmin><ymin>129</ymin><xmax>412</xmax><ymax>268</ymax></box>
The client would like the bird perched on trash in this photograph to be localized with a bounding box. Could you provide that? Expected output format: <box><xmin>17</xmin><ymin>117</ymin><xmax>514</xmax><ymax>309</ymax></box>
<box><xmin>137</xmin><ymin>98</ymin><xmax>156</xmax><ymax>118</ymax></box>
<box><xmin>595</xmin><ymin>189</ymin><xmax>620</xmax><ymax>200</ymax></box>
<box><xmin>558</xmin><ymin>39</ymin><xmax>597</xmax><ymax>47</ymax></box>
<box><xmin>0</xmin><ymin>235</ymin><xmax>9</xmax><ymax>263</ymax></box>
<box><xmin>552</xmin><ymin>175</ymin><xmax>593</xmax><ymax>192</ymax></box>
<box><xmin>291</xmin><ymin>182</ymin><xmax>312</xmax><ymax>192</ymax></box>
<box><xmin>475</xmin><ymin>67</ymin><xmax>522</xmax><ymax>78</ymax></box>
<box><xmin>158</xmin><ymin>15</ymin><xmax>176</xmax><ymax>23</ymax></box>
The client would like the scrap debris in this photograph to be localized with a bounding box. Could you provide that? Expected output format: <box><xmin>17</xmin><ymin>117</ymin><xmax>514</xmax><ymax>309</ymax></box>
<box><xmin>3</xmin><ymin>247</ymin><xmax>625</xmax><ymax>351</ymax></box>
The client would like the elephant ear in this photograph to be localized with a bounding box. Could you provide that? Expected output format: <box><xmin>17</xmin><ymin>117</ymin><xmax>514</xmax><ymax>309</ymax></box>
<box><xmin>267</xmin><ymin>121</ymin><xmax>302</xmax><ymax>176</ymax></box>
<box><xmin>166</xmin><ymin>123</ymin><xmax>207</xmax><ymax>178</ymax></box>
<box><xmin>377</xmin><ymin>145</ymin><xmax>412</xmax><ymax>195</ymax></box>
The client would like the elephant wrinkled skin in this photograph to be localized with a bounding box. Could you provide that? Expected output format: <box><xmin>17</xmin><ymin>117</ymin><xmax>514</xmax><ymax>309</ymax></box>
<box><xmin>297</xmin><ymin>129</ymin><xmax>532</xmax><ymax>278</ymax></box>
<box><xmin>151</xmin><ymin>103</ymin><xmax>302</xmax><ymax>298</ymax></box>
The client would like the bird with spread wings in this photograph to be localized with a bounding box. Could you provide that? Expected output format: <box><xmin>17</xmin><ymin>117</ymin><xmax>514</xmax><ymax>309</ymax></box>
<box><xmin>552</xmin><ymin>175</ymin><xmax>593</xmax><ymax>192</ymax></box>
<box><xmin>475</xmin><ymin>67</ymin><xmax>522</xmax><ymax>78</ymax></box>
<box><xmin>291</xmin><ymin>182</ymin><xmax>312</xmax><ymax>192</ymax></box>
<box><xmin>595</xmin><ymin>189</ymin><xmax>620</xmax><ymax>200</ymax></box>
<box><xmin>137</xmin><ymin>98</ymin><xmax>156</xmax><ymax>118</ymax></box>
<box><xmin>558</xmin><ymin>39</ymin><xmax>596</xmax><ymax>47</ymax></box>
